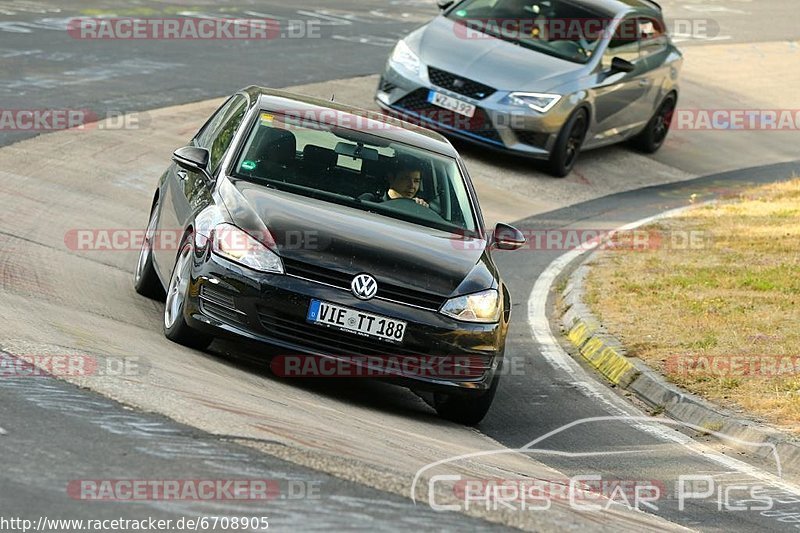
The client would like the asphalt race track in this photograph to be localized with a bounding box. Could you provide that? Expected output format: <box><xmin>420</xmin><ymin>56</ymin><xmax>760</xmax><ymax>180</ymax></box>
<box><xmin>2</xmin><ymin>1</ymin><xmax>800</xmax><ymax>531</ymax></box>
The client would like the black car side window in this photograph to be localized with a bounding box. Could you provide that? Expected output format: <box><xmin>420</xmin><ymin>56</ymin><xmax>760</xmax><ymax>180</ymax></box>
<box><xmin>207</xmin><ymin>97</ymin><xmax>248</xmax><ymax>175</ymax></box>
<box><xmin>193</xmin><ymin>96</ymin><xmax>235</xmax><ymax>148</ymax></box>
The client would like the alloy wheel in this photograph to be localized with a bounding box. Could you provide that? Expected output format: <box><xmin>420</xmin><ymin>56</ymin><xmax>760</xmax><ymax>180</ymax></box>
<box><xmin>653</xmin><ymin>98</ymin><xmax>676</xmax><ymax>145</ymax></box>
<box><xmin>164</xmin><ymin>244</ymin><xmax>191</xmax><ymax>329</ymax></box>
<box><xmin>135</xmin><ymin>207</ymin><xmax>158</xmax><ymax>284</ymax></box>
<box><xmin>564</xmin><ymin>115</ymin><xmax>587</xmax><ymax>169</ymax></box>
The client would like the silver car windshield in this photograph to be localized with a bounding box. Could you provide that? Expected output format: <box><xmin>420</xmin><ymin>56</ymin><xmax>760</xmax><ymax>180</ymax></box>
<box><xmin>232</xmin><ymin>111</ymin><xmax>479</xmax><ymax>236</ymax></box>
<box><xmin>447</xmin><ymin>0</ymin><xmax>609</xmax><ymax>64</ymax></box>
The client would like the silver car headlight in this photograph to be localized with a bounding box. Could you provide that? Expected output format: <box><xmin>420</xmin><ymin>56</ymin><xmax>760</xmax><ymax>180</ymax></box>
<box><xmin>212</xmin><ymin>223</ymin><xmax>284</xmax><ymax>274</ymax></box>
<box><xmin>390</xmin><ymin>40</ymin><xmax>421</xmax><ymax>75</ymax></box>
<box><xmin>503</xmin><ymin>92</ymin><xmax>562</xmax><ymax>113</ymax></box>
<box><xmin>440</xmin><ymin>289</ymin><xmax>501</xmax><ymax>323</ymax></box>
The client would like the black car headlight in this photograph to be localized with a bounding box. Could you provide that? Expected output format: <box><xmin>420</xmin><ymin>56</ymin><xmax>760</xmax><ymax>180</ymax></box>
<box><xmin>212</xmin><ymin>223</ymin><xmax>284</xmax><ymax>274</ymax></box>
<box><xmin>440</xmin><ymin>289</ymin><xmax>501</xmax><ymax>323</ymax></box>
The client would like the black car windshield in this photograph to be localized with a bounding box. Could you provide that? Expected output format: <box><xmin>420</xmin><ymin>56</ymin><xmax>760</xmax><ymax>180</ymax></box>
<box><xmin>231</xmin><ymin>111</ymin><xmax>479</xmax><ymax>236</ymax></box>
<box><xmin>446</xmin><ymin>0</ymin><xmax>610</xmax><ymax>63</ymax></box>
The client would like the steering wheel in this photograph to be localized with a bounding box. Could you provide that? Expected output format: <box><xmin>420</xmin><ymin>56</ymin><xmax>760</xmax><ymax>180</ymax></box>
<box><xmin>383</xmin><ymin>197</ymin><xmax>448</xmax><ymax>223</ymax></box>
<box><xmin>549</xmin><ymin>39</ymin><xmax>588</xmax><ymax>61</ymax></box>
<box><xmin>386</xmin><ymin>197</ymin><xmax>422</xmax><ymax>204</ymax></box>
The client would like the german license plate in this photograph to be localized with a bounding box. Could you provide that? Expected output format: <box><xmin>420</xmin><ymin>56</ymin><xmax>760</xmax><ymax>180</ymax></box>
<box><xmin>427</xmin><ymin>90</ymin><xmax>476</xmax><ymax>118</ymax></box>
<box><xmin>307</xmin><ymin>299</ymin><xmax>406</xmax><ymax>343</ymax></box>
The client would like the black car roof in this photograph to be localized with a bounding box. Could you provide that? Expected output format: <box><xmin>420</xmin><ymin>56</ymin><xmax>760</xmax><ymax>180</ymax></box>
<box><xmin>559</xmin><ymin>0</ymin><xmax>662</xmax><ymax>17</ymax></box>
<box><xmin>239</xmin><ymin>86</ymin><xmax>460</xmax><ymax>158</ymax></box>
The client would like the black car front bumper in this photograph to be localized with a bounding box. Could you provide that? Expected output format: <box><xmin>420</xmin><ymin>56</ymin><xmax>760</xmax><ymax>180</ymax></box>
<box><xmin>182</xmin><ymin>252</ymin><xmax>506</xmax><ymax>393</ymax></box>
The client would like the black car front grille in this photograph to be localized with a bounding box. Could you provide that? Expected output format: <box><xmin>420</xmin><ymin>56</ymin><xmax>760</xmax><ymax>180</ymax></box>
<box><xmin>283</xmin><ymin>258</ymin><xmax>351</xmax><ymax>289</ymax></box>
<box><xmin>428</xmin><ymin>67</ymin><xmax>496</xmax><ymax>100</ymax></box>
<box><xmin>260</xmin><ymin>311</ymin><xmax>418</xmax><ymax>356</ymax></box>
<box><xmin>394</xmin><ymin>89</ymin><xmax>502</xmax><ymax>144</ymax></box>
<box><xmin>514</xmin><ymin>130</ymin><xmax>550</xmax><ymax>149</ymax></box>
<box><xmin>283</xmin><ymin>258</ymin><xmax>446</xmax><ymax>311</ymax></box>
<box><xmin>199</xmin><ymin>285</ymin><xmax>246</xmax><ymax>325</ymax></box>
<box><xmin>257</xmin><ymin>310</ymin><xmax>492</xmax><ymax>377</ymax></box>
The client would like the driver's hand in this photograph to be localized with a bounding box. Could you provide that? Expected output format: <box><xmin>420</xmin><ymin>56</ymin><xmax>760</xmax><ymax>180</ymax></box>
<box><xmin>414</xmin><ymin>197</ymin><xmax>429</xmax><ymax>208</ymax></box>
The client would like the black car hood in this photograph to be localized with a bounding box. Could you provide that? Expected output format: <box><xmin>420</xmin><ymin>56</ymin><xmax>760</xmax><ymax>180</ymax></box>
<box><xmin>218</xmin><ymin>178</ymin><xmax>496</xmax><ymax>298</ymax></box>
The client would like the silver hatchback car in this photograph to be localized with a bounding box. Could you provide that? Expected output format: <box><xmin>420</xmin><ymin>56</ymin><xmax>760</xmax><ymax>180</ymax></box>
<box><xmin>376</xmin><ymin>0</ymin><xmax>682</xmax><ymax>176</ymax></box>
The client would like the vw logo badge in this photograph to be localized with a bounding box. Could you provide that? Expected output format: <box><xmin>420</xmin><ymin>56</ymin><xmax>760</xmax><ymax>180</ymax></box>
<box><xmin>452</xmin><ymin>78</ymin><xmax>465</xmax><ymax>89</ymax></box>
<box><xmin>351</xmin><ymin>273</ymin><xmax>378</xmax><ymax>300</ymax></box>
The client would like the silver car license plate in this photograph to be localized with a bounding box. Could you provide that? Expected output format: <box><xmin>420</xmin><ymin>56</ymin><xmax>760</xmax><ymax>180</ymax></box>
<box><xmin>427</xmin><ymin>90</ymin><xmax>476</xmax><ymax>118</ymax></box>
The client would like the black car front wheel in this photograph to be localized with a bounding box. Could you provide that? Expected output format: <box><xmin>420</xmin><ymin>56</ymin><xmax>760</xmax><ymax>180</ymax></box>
<box><xmin>547</xmin><ymin>109</ymin><xmax>588</xmax><ymax>178</ymax></box>
<box><xmin>434</xmin><ymin>373</ymin><xmax>500</xmax><ymax>426</ymax></box>
<box><xmin>632</xmin><ymin>94</ymin><xmax>676</xmax><ymax>153</ymax></box>
<box><xmin>163</xmin><ymin>239</ymin><xmax>213</xmax><ymax>350</ymax></box>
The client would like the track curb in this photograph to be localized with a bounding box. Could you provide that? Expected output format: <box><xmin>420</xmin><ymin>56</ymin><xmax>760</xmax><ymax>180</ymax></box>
<box><xmin>560</xmin><ymin>258</ymin><xmax>800</xmax><ymax>476</ymax></box>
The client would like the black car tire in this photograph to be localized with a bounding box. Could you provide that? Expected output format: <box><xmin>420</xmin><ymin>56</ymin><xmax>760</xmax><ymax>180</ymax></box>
<box><xmin>434</xmin><ymin>373</ymin><xmax>500</xmax><ymax>426</ymax></box>
<box><xmin>163</xmin><ymin>239</ymin><xmax>213</xmax><ymax>350</ymax></box>
<box><xmin>547</xmin><ymin>108</ymin><xmax>588</xmax><ymax>178</ymax></box>
<box><xmin>632</xmin><ymin>93</ymin><xmax>676</xmax><ymax>154</ymax></box>
<box><xmin>134</xmin><ymin>202</ymin><xmax>166</xmax><ymax>300</ymax></box>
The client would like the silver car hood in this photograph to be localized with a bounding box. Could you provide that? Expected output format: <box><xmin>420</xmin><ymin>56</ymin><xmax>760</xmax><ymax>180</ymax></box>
<box><xmin>414</xmin><ymin>16</ymin><xmax>587</xmax><ymax>94</ymax></box>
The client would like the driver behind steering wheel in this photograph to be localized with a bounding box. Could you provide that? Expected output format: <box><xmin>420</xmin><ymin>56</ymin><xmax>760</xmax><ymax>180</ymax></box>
<box><xmin>387</xmin><ymin>157</ymin><xmax>429</xmax><ymax>207</ymax></box>
<box><xmin>361</xmin><ymin>156</ymin><xmax>429</xmax><ymax>208</ymax></box>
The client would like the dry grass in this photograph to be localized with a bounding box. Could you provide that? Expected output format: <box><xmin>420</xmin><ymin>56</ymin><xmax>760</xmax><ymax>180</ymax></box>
<box><xmin>586</xmin><ymin>179</ymin><xmax>800</xmax><ymax>434</ymax></box>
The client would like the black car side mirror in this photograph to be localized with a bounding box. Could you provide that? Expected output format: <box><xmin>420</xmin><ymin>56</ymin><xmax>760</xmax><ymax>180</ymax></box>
<box><xmin>436</xmin><ymin>0</ymin><xmax>455</xmax><ymax>10</ymax></box>
<box><xmin>609</xmin><ymin>57</ymin><xmax>635</xmax><ymax>74</ymax></box>
<box><xmin>492</xmin><ymin>223</ymin><xmax>526</xmax><ymax>251</ymax></box>
<box><xmin>173</xmin><ymin>146</ymin><xmax>213</xmax><ymax>183</ymax></box>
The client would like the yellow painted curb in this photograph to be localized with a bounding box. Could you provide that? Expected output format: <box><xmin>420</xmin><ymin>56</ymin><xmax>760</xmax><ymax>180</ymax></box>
<box><xmin>567</xmin><ymin>320</ymin><xmax>639</xmax><ymax>387</ymax></box>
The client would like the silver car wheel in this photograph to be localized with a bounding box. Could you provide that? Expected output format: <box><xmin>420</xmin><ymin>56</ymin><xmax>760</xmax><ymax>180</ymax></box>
<box><xmin>135</xmin><ymin>207</ymin><xmax>158</xmax><ymax>284</ymax></box>
<box><xmin>164</xmin><ymin>244</ymin><xmax>191</xmax><ymax>329</ymax></box>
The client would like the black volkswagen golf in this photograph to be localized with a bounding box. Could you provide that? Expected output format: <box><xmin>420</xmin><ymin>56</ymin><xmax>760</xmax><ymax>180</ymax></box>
<box><xmin>134</xmin><ymin>87</ymin><xmax>525</xmax><ymax>424</ymax></box>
